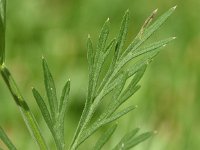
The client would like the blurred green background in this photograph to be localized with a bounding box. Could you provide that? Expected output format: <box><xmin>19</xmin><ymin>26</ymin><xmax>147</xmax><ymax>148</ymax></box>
<box><xmin>0</xmin><ymin>0</ymin><xmax>200</xmax><ymax>149</ymax></box>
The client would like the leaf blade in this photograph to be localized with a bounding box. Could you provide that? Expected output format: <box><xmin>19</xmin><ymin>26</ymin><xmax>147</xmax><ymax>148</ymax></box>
<box><xmin>93</xmin><ymin>124</ymin><xmax>117</xmax><ymax>150</ymax></box>
<box><xmin>113</xmin><ymin>128</ymin><xmax>140</xmax><ymax>150</ymax></box>
<box><xmin>32</xmin><ymin>88</ymin><xmax>53</xmax><ymax>131</ymax></box>
<box><xmin>78</xmin><ymin>106</ymin><xmax>136</xmax><ymax>146</ymax></box>
<box><xmin>42</xmin><ymin>58</ymin><xmax>58</xmax><ymax>121</ymax></box>
<box><xmin>0</xmin><ymin>0</ymin><xmax>6</xmax><ymax>65</ymax></box>
<box><xmin>113</xmin><ymin>131</ymin><xmax>153</xmax><ymax>150</ymax></box>
<box><xmin>115</xmin><ymin>9</ymin><xmax>129</xmax><ymax>60</ymax></box>
<box><xmin>91</xmin><ymin>19</ymin><xmax>110</xmax><ymax>95</ymax></box>
<box><xmin>0</xmin><ymin>126</ymin><xmax>17</xmax><ymax>150</ymax></box>
<box><xmin>118</xmin><ymin>37</ymin><xmax>175</xmax><ymax>75</ymax></box>
<box><xmin>59</xmin><ymin>79</ymin><xmax>70</xmax><ymax>114</ymax></box>
<box><xmin>122</xmin><ymin>6</ymin><xmax>176</xmax><ymax>56</ymax></box>
<box><xmin>124</xmin><ymin>131</ymin><xmax>154</xmax><ymax>149</ymax></box>
<box><xmin>58</xmin><ymin>80</ymin><xmax>70</xmax><ymax>146</ymax></box>
<box><xmin>100</xmin><ymin>66</ymin><xmax>145</xmax><ymax>120</ymax></box>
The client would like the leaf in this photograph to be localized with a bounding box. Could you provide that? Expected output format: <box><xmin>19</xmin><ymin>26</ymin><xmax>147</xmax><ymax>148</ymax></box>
<box><xmin>93</xmin><ymin>38</ymin><xmax>116</xmax><ymax>100</ymax></box>
<box><xmin>87</xmin><ymin>35</ymin><xmax>94</xmax><ymax>102</ymax></box>
<box><xmin>113</xmin><ymin>128</ymin><xmax>139</xmax><ymax>149</ymax></box>
<box><xmin>122</xmin><ymin>65</ymin><xmax>146</xmax><ymax>98</ymax></box>
<box><xmin>59</xmin><ymin>79</ymin><xmax>70</xmax><ymax>114</ymax></box>
<box><xmin>116</xmin><ymin>37</ymin><xmax>175</xmax><ymax>76</ymax></box>
<box><xmin>32</xmin><ymin>87</ymin><xmax>65</xmax><ymax>148</ymax></box>
<box><xmin>142</xmin><ymin>6</ymin><xmax>176</xmax><ymax>40</ymax></box>
<box><xmin>87</xmin><ymin>34</ymin><xmax>94</xmax><ymax>69</ymax></box>
<box><xmin>87</xmin><ymin>35</ymin><xmax>95</xmax><ymax>102</ymax></box>
<box><xmin>97</xmin><ymin>7</ymin><xmax>176</xmax><ymax>96</ymax></box>
<box><xmin>80</xmin><ymin>68</ymin><xmax>144</xmax><ymax>145</ymax></box>
<box><xmin>58</xmin><ymin>80</ymin><xmax>70</xmax><ymax>146</ymax></box>
<box><xmin>97</xmin><ymin>10</ymin><xmax>129</xmax><ymax>95</ymax></box>
<box><xmin>32</xmin><ymin>88</ymin><xmax>53</xmax><ymax>131</ymax></box>
<box><xmin>127</xmin><ymin>50</ymin><xmax>158</xmax><ymax>78</ymax></box>
<box><xmin>0</xmin><ymin>126</ymin><xmax>17</xmax><ymax>150</ymax></box>
<box><xmin>42</xmin><ymin>57</ymin><xmax>58</xmax><ymax>121</ymax></box>
<box><xmin>113</xmin><ymin>130</ymin><xmax>154</xmax><ymax>150</ymax></box>
<box><xmin>122</xmin><ymin>6</ymin><xmax>176</xmax><ymax>56</ymax></box>
<box><xmin>99</xmin><ymin>67</ymin><xmax>145</xmax><ymax>120</ymax></box>
<box><xmin>101</xmin><ymin>84</ymin><xmax>140</xmax><ymax>120</ymax></box>
<box><xmin>115</xmin><ymin>9</ymin><xmax>129</xmax><ymax>61</ymax></box>
<box><xmin>70</xmin><ymin>7</ymin><xmax>176</xmax><ymax>149</ymax></box>
<box><xmin>138</xmin><ymin>8</ymin><xmax>158</xmax><ymax>38</ymax></box>
<box><xmin>88</xmin><ymin>22</ymin><xmax>115</xmax><ymax>102</ymax></box>
<box><xmin>94</xmin><ymin>38</ymin><xmax>116</xmax><ymax>96</ymax></box>
<box><xmin>98</xmin><ymin>18</ymin><xmax>110</xmax><ymax>53</ymax></box>
<box><xmin>134</xmin><ymin>37</ymin><xmax>175</xmax><ymax>55</ymax></box>
<box><xmin>91</xmin><ymin>19</ymin><xmax>110</xmax><ymax>95</ymax></box>
<box><xmin>118</xmin><ymin>67</ymin><xmax>146</xmax><ymax>106</ymax></box>
<box><xmin>93</xmin><ymin>18</ymin><xmax>110</xmax><ymax>71</ymax></box>
<box><xmin>102</xmin><ymin>71</ymin><xmax>127</xmax><ymax>99</ymax></box>
<box><xmin>93</xmin><ymin>71</ymin><xmax>127</xmax><ymax>110</ymax></box>
<box><xmin>93</xmin><ymin>124</ymin><xmax>117</xmax><ymax>150</ymax></box>
<box><xmin>0</xmin><ymin>0</ymin><xmax>6</xmax><ymax>65</ymax></box>
<box><xmin>78</xmin><ymin>106</ymin><xmax>136</xmax><ymax>146</ymax></box>
<box><xmin>34</xmin><ymin>65</ymin><xmax>66</xmax><ymax>149</ymax></box>
<box><xmin>124</xmin><ymin>131</ymin><xmax>154</xmax><ymax>149</ymax></box>
<box><xmin>104</xmin><ymin>38</ymin><xmax>116</xmax><ymax>58</ymax></box>
<box><xmin>104</xmin><ymin>105</ymin><xmax>136</xmax><ymax>123</ymax></box>
<box><xmin>112</xmin><ymin>70</ymin><xmax>128</xmax><ymax>100</ymax></box>
<box><xmin>117</xmin><ymin>85</ymin><xmax>140</xmax><ymax>109</ymax></box>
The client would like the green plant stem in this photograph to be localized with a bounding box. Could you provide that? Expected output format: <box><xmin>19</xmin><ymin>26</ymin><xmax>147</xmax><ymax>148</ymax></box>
<box><xmin>0</xmin><ymin>64</ymin><xmax>48</xmax><ymax>150</ymax></box>
<box><xmin>70</xmin><ymin>75</ymin><xmax>116</xmax><ymax>149</ymax></box>
<box><xmin>70</xmin><ymin>104</ymin><xmax>94</xmax><ymax>150</ymax></box>
<box><xmin>0</xmin><ymin>126</ymin><xmax>17</xmax><ymax>150</ymax></box>
<box><xmin>70</xmin><ymin>60</ymin><xmax>119</xmax><ymax>150</ymax></box>
<box><xmin>54</xmin><ymin>119</ymin><xmax>65</xmax><ymax>150</ymax></box>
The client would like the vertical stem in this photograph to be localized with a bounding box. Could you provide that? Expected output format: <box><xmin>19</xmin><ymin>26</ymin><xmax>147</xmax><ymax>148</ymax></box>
<box><xmin>0</xmin><ymin>0</ymin><xmax>6</xmax><ymax>65</ymax></box>
<box><xmin>0</xmin><ymin>64</ymin><xmax>48</xmax><ymax>150</ymax></box>
<box><xmin>70</xmin><ymin>106</ymin><xmax>94</xmax><ymax>150</ymax></box>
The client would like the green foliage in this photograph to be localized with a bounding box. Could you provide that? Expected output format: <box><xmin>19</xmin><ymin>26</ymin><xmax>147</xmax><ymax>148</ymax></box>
<box><xmin>0</xmin><ymin>0</ymin><xmax>176</xmax><ymax>149</ymax></box>
<box><xmin>32</xmin><ymin>58</ymin><xmax>70</xmax><ymax>150</ymax></box>
<box><xmin>0</xmin><ymin>64</ymin><xmax>48</xmax><ymax>149</ymax></box>
<box><xmin>70</xmin><ymin>6</ymin><xmax>176</xmax><ymax>150</ymax></box>
<box><xmin>113</xmin><ymin>128</ymin><xmax>154</xmax><ymax>150</ymax></box>
<box><xmin>0</xmin><ymin>127</ymin><xmax>16</xmax><ymax>150</ymax></box>
<box><xmin>0</xmin><ymin>0</ymin><xmax>6</xmax><ymax>65</ymax></box>
<box><xmin>93</xmin><ymin>124</ymin><xmax>117</xmax><ymax>150</ymax></box>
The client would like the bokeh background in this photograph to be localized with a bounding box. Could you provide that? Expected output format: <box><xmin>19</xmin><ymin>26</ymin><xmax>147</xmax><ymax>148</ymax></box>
<box><xmin>0</xmin><ymin>0</ymin><xmax>200</xmax><ymax>149</ymax></box>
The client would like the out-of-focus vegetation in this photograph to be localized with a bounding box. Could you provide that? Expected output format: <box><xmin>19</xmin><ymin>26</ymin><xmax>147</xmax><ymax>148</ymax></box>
<box><xmin>0</xmin><ymin>0</ymin><xmax>199</xmax><ymax>149</ymax></box>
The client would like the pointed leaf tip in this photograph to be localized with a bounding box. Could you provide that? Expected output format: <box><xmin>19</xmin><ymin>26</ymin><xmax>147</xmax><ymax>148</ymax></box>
<box><xmin>125</xmin><ymin>9</ymin><xmax>130</xmax><ymax>15</ymax></box>
<box><xmin>172</xmin><ymin>5</ymin><xmax>177</xmax><ymax>10</ymax></box>
<box><xmin>153</xmin><ymin>8</ymin><xmax>158</xmax><ymax>14</ymax></box>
